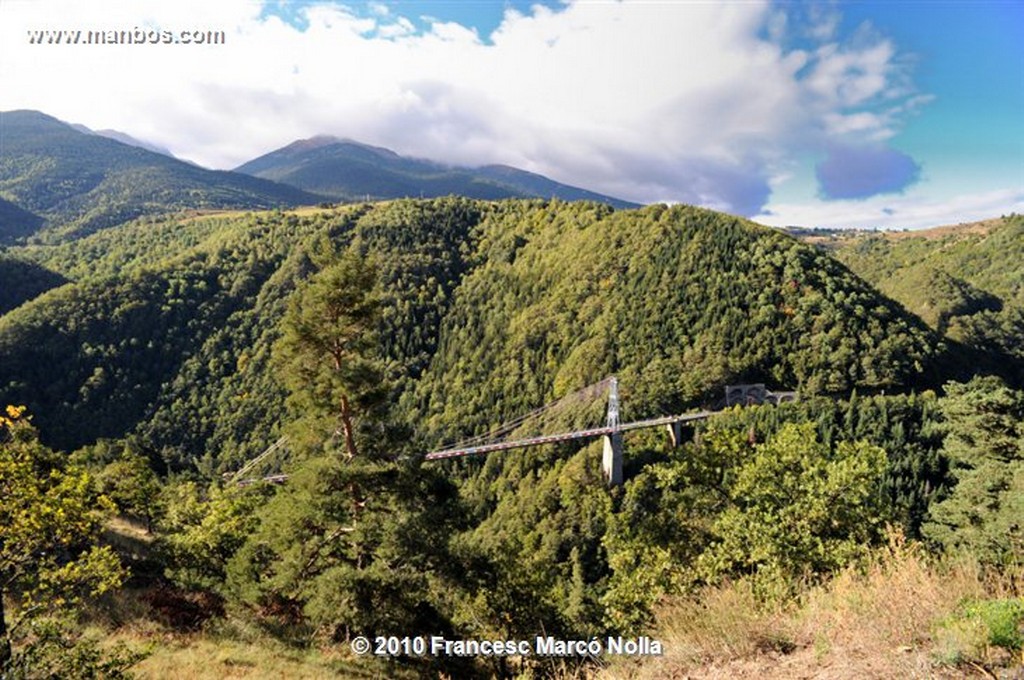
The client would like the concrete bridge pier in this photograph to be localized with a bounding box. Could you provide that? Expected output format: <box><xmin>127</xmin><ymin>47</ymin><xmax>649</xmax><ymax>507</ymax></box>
<box><xmin>666</xmin><ymin>421</ymin><xmax>698</xmax><ymax>448</ymax></box>
<box><xmin>602</xmin><ymin>433</ymin><xmax>623</xmax><ymax>487</ymax></box>
<box><xmin>666</xmin><ymin>422</ymin><xmax>683</xmax><ymax>448</ymax></box>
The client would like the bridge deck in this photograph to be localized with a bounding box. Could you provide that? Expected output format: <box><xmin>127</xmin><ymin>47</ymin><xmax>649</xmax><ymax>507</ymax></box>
<box><xmin>424</xmin><ymin>411</ymin><xmax>713</xmax><ymax>461</ymax></box>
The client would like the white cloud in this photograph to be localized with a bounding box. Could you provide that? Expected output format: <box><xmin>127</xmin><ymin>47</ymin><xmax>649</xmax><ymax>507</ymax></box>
<box><xmin>377</xmin><ymin>16</ymin><xmax>415</xmax><ymax>39</ymax></box>
<box><xmin>754</xmin><ymin>186</ymin><xmax>1024</xmax><ymax>230</ymax></box>
<box><xmin>804</xmin><ymin>3</ymin><xmax>841</xmax><ymax>42</ymax></box>
<box><xmin>0</xmin><ymin>0</ymin><xmax>933</xmax><ymax>216</ymax></box>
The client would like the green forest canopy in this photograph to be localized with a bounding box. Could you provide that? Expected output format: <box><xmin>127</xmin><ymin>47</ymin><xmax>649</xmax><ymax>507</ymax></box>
<box><xmin>2</xmin><ymin>200</ymin><xmax>1023</xmax><ymax>677</ymax></box>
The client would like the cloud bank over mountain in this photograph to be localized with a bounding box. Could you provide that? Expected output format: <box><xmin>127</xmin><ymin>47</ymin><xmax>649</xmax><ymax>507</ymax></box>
<box><xmin>2</xmin><ymin>0</ymin><xmax>1019</xmax><ymax>226</ymax></box>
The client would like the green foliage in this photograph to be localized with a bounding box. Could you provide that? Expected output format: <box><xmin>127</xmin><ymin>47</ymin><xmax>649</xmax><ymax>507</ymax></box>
<box><xmin>224</xmin><ymin>241</ymin><xmax>475</xmax><ymax>656</ymax></box>
<box><xmin>4</xmin><ymin>617</ymin><xmax>144</xmax><ymax>680</ymax></box>
<box><xmin>73</xmin><ymin>439</ymin><xmax>162</xmax><ymax>529</ymax></box>
<box><xmin>156</xmin><ymin>481</ymin><xmax>272</xmax><ymax>592</ymax></box>
<box><xmin>601</xmin><ymin>428</ymin><xmax>748</xmax><ymax>632</ymax></box>
<box><xmin>0</xmin><ymin>406</ymin><xmax>127</xmax><ymax>673</ymax></box>
<box><xmin>275</xmin><ymin>248</ymin><xmax>388</xmax><ymax>460</ymax></box>
<box><xmin>702</xmin><ymin>391</ymin><xmax>948</xmax><ymax>538</ymax></box>
<box><xmin>831</xmin><ymin>215</ymin><xmax>1024</xmax><ymax>385</ymax></box>
<box><xmin>0</xmin><ymin>261</ymin><xmax>252</xmax><ymax>454</ymax></box>
<box><xmin>0</xmin><ymin>199</ymin><xmax>957</xmax><ymax>470</ymax></box>
<box><xmin>936</xmin><ymin>598</ymin><xmax>1024</xmax><ymax>665</ymax></box>
<box><xmin>697</xmin><ymin>423</ymin><xmax>888</xmax><ymax>594</ymax></box>
<box><xmin>0</xmin><ymin>197</ymin><xmax>43</xmax><ymax>244</ymax></box>
<box><xmin>923</xmin><ymin>377</ymin><xmax>1024</xmax><ymax>565</ymax></box>
<box><xmin>226</xmin><ymin>457</ymin><xmax>468</xmax><ymax>641</ymax></box>
<box><xmin>0</xmin><ymin>255</ymin><xmax>65</xmax><ymax>314</ymax></box>
<box><xmin>0</xmin><ymin>209</ymin><xmax>342</xmax><ymax>462</ymax></box>
<box><xmin>407</xmin><ymin>202</ymin><xmax>943</xmax><ymax>451</ymax></box>
<box><xmin>458</xmin><ymin>445</ymin><xmax>612</xmax><ymax>638</ymax></box>
<box><xmin>881</xmin><ymin>266</ymin><xmax>1000</xmax><ymax>334</ymax></box>
<box><xmin>601</xmin><ymin>422</ymin><xmax>891</xmax><ymax>630</ymax></box>
<box><xmin>352</xmin><ymin>197</ymin><xmax>482</xmax><ymax>391</ymax></box>
<box><xmin>4</xmin><ymin>198</ymin><xmax>1021</xmax><ymax>660</ymax></box>
<box><xmin>961</xmin><ymin>599</ymin><xmax>1024</xmax><ymax>651</ymax></box>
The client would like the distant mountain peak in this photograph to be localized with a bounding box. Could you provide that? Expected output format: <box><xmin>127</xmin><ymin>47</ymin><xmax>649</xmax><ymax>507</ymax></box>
<box><xmin>235</xmin><ymin>137</ymin><xmax>637</xmax><ymax>208</ymax></box>
<box><xmin>92</xmin><ymin>129</ymin><xmax>175</xmax><ymax>158</ymax></box>
<box><xmin>275</xmin><ymin>135</ymin><xmax>402</xmax><ymax>160</ymax></box>
<box><xmin>57</xmin><ymin>118</ymin><xmax>176</xmax><ymax>158</ymax></box>
<box><xmin>281</xmin><ymin>135</ymin><xmax>343</xmax><ymax>152</ymax></box>
<box><xmin>0</xmin><ymin>108</ymin><xmax>319</xmax><ymax>242</ymax></box>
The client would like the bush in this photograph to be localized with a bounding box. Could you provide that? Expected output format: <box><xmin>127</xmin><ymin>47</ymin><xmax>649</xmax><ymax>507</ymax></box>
<box><xmin>943</xmin><ymin>598</ymin><xmax>1024</xmax><ymax>654</ymax></box>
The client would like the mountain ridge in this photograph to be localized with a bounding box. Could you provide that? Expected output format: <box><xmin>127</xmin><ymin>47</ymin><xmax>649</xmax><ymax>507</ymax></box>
<box><xmin>235</xmin><ymin>135</ymin><xmax>638</xmax><ymax>209</ymax></box>
<box><xmin>68</xmin><ymin>122</ymin><xmax>177</xmax><ymax>158</ymax></box>
<box><xmin>0</xmin><ymin>109</ymin><xmax>320</xmax><ymax>243</ymax></box>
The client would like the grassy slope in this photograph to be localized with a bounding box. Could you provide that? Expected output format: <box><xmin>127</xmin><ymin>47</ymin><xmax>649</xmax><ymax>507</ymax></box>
<box><xmin>599</xmin><ymin>541</ymin><xmax>1021</xmax><ymax>679</ymax></box>
<box><xmin>91</xmin><ymin>530</ymin><xmax>1019</xmax><ymax>679</ymax></box>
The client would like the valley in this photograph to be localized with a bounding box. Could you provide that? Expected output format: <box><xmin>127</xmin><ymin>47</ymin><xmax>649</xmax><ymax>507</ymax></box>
<box><xmin>0</xmin><ymin>112</ymin><xmax>1022</xmax><ymax>679</ymax></box>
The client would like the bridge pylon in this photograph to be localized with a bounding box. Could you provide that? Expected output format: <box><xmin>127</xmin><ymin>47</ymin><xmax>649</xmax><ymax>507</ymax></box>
<box><xmin>602</xmin><ymin>377</ymin><xmax>623</xmax><ymax>486</ymax></box>
<box><xmin>602</xmin><ymin>433</ymin><xmax>623</xmax><ymax>486</ymax></box>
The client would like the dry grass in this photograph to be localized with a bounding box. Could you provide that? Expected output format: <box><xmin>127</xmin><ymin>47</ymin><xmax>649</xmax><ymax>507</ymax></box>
<box><xmin>652</xmin><ymin>579</ymin><xmax>793</xmax><ymax>664</ymax></box>
<box><xmin>599</xmin><ymin>537</ymin><xmax>1022</xmax><ymax>680</ymax></box>
<box><xmin>96</xmin><ymin>615</ymin><xmax>421</xmax><ymax>680</ymax></box>
<box><xmin>791</xmin><ymin>537</ymin><xmax>992</xmax><ymax>678</ymax></box>
<box><xmin>79</xmin><ymin>583</ymin><xmax>417</xmax><ymax>679</ymax></box>
<box><xmin>125</xmin><ymin>636</ymin><xmax>349</xmax><ymax>680</ymax></box>
<box><xmin>597</xmin><ymin>579</ymin><xmax>796</xmax><ymax>680</ymax></box>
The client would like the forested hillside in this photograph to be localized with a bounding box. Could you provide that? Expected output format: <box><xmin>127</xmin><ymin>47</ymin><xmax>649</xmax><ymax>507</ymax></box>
<box><xmin>2</xmin><ymin>200</ymin><xmax>1022</xmax><ymax>678</ymax></box>
<box><xmin>1</xmin><ymin>199</ymin><xmax>949</xmax><ymax>466</ymax></box>
<box><xmin>819</xmin><ymin>215</ymin><xmax>1024</xmax><ymax>384</ymax></box>
<box><xmin>0</xmin><ymin>196</ymin><xmax>43</xmax><ymax>242</ymax></box>
<box><xmin>0</xmin><ymin>110</ymin><xmax>318</xmax><ymax>243</ymax></box>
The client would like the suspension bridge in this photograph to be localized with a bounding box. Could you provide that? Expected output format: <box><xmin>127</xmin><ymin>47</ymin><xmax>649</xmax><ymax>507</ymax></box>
<box><xmin>422</xmin><ymin>377</ymin><xmax>714</xmax><ymax>485</ymax></box>
<box><xmin>231</xmin><ymin>377</ymin><xmax>727</xmax><ymax>487</ymax></box>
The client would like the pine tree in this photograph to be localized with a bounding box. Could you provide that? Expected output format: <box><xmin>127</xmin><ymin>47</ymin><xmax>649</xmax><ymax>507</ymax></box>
<box><xmin>923</xmin><ymin>377</ymin><xmax>1024</xmax><ymax>564</ymax></box>
<box><xmin>274</xmin><ymin>249</ymin><xmax>389</xmax><ymax>460</ymax></box>
<box><xmin>228</xmin><ymin>246</ymin><xmax>472</xmax><ymax>648</ymax></box>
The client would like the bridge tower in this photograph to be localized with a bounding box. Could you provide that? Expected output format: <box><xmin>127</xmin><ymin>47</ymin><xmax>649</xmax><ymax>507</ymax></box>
<box><xmin>602</xmin><ymin>377</ymin><xmax>623</xmax><ymax>486</ymax></box>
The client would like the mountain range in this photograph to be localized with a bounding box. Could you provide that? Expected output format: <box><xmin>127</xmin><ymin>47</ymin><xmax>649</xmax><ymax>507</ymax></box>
<box><xmin>234</xmin><ymin>135</ymin><xmax>637</xmax><ymax>208</ymax></box>
<box><xmin>69</xmin><ymin>123</ymin><xmax>178</xmax><ymax>158</ymax></box>
<box><xmin>0</xmin><ymin>110</ymin><xmax>634</xmax><ymax>244</ymax></box>
<box><xmin>1</xmin><ymin>108</ymin><xmax>1021</xmax><ymax>677</ymax></box>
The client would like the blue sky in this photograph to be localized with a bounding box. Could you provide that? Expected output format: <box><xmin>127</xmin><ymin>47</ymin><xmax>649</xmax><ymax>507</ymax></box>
<box><xmin>261</xmin><ymin>0</ymin><xmax>568</xmax><ymax>40</ymax></box>
<box><xmin>785</xmin><ymin>1</ymin><xmax>1022</xmax><ymax>206</ymax></box>
<box><xmin>1</xmin><ymin>0</ymin><xmax>1021</xmax><ymax>228</ymax></box>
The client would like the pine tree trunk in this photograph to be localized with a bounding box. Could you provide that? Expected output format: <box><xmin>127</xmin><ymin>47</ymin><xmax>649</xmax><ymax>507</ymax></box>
<box><xmin>340</xmin><ymin>395</ymin><xmax>358</xmax><ymax>459</ymax></box>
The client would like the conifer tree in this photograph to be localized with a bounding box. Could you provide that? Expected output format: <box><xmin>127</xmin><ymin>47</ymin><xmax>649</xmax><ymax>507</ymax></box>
<box><xmin>228</xmin><ymin>246</ymin><xmax>470</xmax><ymax>648</ymax></box>
<box><xmin>924</xmin><ymin>377</ymin><xmax>1024</xmax><ymax>564</ymax></box>
<box><xmin>274</xmin><ymin>249</ymin><xmax>389</xmax><ymax>460</ymax></box>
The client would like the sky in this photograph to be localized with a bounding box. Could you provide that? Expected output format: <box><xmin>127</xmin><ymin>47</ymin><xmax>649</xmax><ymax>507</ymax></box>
<box><xmin>0</xmin><ymin>0</ymin><xmax>1021</xmax><ymax>229</ymax></box>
